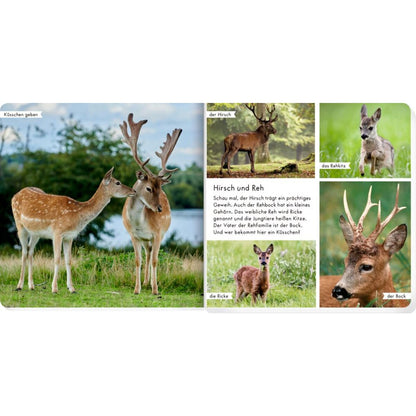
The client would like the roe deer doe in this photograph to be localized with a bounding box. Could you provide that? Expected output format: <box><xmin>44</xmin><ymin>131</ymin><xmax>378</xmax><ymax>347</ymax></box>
<box><xmin>220</xmin><ymin>104</ymin><xmax>277</xmax><ymax>175</ymax></box>
<box><xmin>11</xmin><ymin>168</ymin><xmax>135</xmax><ymax>293</ymax></box>
<box><xmin>359</xmin><ymin>104</ymin><xmax>394</xmax><ymax>176</ymax></box>
<box><xmin>234</xmin><ymin>244</ymin><xmax>274</xmax><ymax>304</ymax></box>
<box><xmin>320</xmin><ymin>185</ymin><xmax>409</xmax><ymax>308</ymax></box>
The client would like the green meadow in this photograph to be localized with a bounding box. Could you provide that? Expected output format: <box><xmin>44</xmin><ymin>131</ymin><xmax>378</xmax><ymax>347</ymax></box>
<box><xmin>207</xmin><ymin>240</ymin><xmax>316</xmax><ymax>308</ymax></box>
<box><xmin>320</xmin><ymin>103</ymin><xmax>411</xmax><ymax>178</ymax></box>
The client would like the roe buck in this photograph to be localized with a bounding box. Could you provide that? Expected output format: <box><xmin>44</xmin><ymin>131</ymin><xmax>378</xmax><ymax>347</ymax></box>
<box><xmin>234</xmin><ymin>244</ymin><xmax>274</xmax><ymax>304</ymax></box>
<box><xmin>219</xmin><ymin>104</ymin><xmax>278</xmax><ymax>175</ymax></box>
<box><xmin>320</xmin><ymin>185</ymin><xmax>409</xmax><ymax>308</ymax></box>
<box><xmin>359</xmin><ymin>104</ymin><xmax>394</xmax><ymax>176</ymax></box>
<box><xmin>11</xmin><ymin>168</ymin><xmax>135</xmax><ymax>293</ymax></box>
<box><xmin>120</xmin><ymin>113</ymin><xmax>181</xmax><ymax>295</ymax></box>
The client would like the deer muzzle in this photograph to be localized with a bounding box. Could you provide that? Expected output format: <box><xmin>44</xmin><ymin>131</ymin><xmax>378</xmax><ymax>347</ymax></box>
<box><xmin>332</xmin><ymin>286</ymin><xmax>352</xmax><ymax>301</ymax></box>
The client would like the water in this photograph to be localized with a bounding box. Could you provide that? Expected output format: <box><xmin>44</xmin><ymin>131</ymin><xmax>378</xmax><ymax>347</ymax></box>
<box><xmin>96</xmin><ymin>209</ymin><xmax>203</xmax><ymax>249</ymax></box>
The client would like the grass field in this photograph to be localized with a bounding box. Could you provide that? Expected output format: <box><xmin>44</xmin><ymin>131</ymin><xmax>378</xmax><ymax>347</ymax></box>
<box><xmin>207</xmin><ymin>159</ymin><xmax>315</xmax><ymax>178</ymax></box>
<box><xmin>0</xmin><ymin>248</ymin><xmax>203</xmax><ymax>308</ymax></box>
<box><xmin>207</xmin><ymin>240</ymin><xmax>316</xmax><ymax>308</ymax></box>
<box><xmin>320</xmin><ymin>182</ymin><xmax>411</xmax><ymax>292</ymax></box>
<box><xmin>320</xmin><ymin>103</ymin><xmax>411</xmax><ymax>178</ymax></box>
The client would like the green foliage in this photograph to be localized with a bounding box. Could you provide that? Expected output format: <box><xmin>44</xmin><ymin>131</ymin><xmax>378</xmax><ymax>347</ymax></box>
<box><xmin>320</xmin><ymin>103</ymin><xmax>411</xmax><ymax>178</ymax></box>
<box><xmin>320</xmin><ymin>182</ymin><xmax>411</xmax><ymax>291</ymax></box>
<box><xmin>206</xmin><ymin>103</ymin><xmax>315</xmax><ymax>166</ymax></box>
<box><xmin>206</xmin><ymin>240</ymin><xmax>316</xmax><ymax>308</ymax></box>
<box><xmin>0</xmin><ymin>116</ymin><xmax>203</xmax><ymax>246</ymax></box>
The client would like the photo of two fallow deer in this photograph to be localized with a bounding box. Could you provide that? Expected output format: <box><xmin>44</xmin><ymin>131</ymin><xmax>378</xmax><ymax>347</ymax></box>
<box><xmin>234</xmin><ymin>244</ymin><xmax>274</xmax><ymax>304</ymax></box>
<box><xmin>320</xmin><ymin>184</ymin><xmax>409</xmax><ymax>308</ymax></box>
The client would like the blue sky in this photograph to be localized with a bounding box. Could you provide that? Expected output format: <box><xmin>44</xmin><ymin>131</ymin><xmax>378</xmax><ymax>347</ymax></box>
<box><xmin>0</xmin><ymin>103</ymin><xmax>204</xmax><ymax>168</ymax></box>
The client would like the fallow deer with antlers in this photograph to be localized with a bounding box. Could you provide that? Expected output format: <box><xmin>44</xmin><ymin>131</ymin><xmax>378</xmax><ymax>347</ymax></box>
<box><xmin>120</xmin><ymin>114</ymin><xmax>181</xmax><ymax>295</ymax></box>
<box><xmin>320</xmin><ymin>185</ymin><xmax>409</xmax><ymax>307</ymax></box>
<box><xmin>219</xmin><ymin>104</ymin><xmax>278</xmax><ymax>175</ymax></box>
<box><xmin>11</xmin><ymin>168</ymin><xmax>135</xmax><ymax>293</ymax></box>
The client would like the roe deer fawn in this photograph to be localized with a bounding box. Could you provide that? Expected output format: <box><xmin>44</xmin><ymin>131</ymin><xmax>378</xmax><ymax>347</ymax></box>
<box><xmin>220</xmin><ymin>104</ymin><xmax>277</xmax><ymax>175</ymax></box>
<box><xmin>320</xmin><ymin>185</ymin><xmax>409</xmax><ymax>307</ymax></box>
<box><xmin>119</xmin><ymin>114</ymin><xmax>181</xmax><ymax>295</ymax></box>
<box><xmin>359</xmin><ymin>104</ymin><xmax>394</xmax><ymax>176</ymax></box>
<box><xmin>11</xmin><ymin>168</ymin><xmax>135</xmax><ymax>293</ymax></box>
<box><xmin>234</xmin><ymin>244</ymin><xmax>274</xmax><ymax>304</ymax></box>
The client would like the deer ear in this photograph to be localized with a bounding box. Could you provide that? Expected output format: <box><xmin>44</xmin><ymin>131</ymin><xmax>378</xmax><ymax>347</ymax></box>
<box><xmin>361</xmin><ymin>104</ymin><xmax>367</xmax><ymax>119</ymax></box>
<box><xmin>383</xmin><ymin>224</ymin><xmax>407</xmax><ymax>256</ymax></box>
<box><xmin>103</xmin><ymin>167</ymin><xmax>114</xmax><ymax>185</ymax></box>
<box><xmin>266</xmin><ymin>244</ymin><xmax>274</xmax><ymax>254</ymax></box>
<box><xmin>253</xmin><ymin>245</ymin><xmax>262</xmax><ymax>255</ymax></box>
<box><xmin>372</xmin><ymin>108</ymin><xmax>381</xmax><ymax>122</ymax></box>
<box><xmin>339</xmin><ymin>215</ymin><xmax>354</xmax><ymax>247</ymax></box>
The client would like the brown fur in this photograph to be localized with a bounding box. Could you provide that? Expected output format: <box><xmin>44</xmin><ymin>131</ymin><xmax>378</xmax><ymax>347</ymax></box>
<box><xmin>234</xmin><ymin>244</ymin><xmax>273</xmax><ymax>304</ymax></box>
<box><xmin>11</xmin><ymin>168</ymin><xmax>135</xmax><ymax>293</ymax></box>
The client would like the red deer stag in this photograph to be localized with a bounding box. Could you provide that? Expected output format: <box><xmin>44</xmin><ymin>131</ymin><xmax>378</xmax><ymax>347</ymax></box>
<box><xmin>320</xmin><ymin>185</ymin><xmax>409</xmax><ymax>308</ymax></box>
<box><xmin>11</xmin><ymin>168</ymin><xmax>135</xmax><ymax>293</ymax></box>
<box><xmin>120</xmin><ymin>113</ymin><xmax>181</xmax><ymax>295</ymax></box>
<box><xmin>234</xmin><ymin>244</ymin><xmax>274</xmax><ymax>304</ymax></box>
<box><xmin>219</xmin><ymin>104</ymin><xmax>278</xmax><ymax>175</ymax></box>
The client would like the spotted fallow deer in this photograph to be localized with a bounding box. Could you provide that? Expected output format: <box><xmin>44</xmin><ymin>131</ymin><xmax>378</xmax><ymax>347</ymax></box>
<box><xmin>119</xmin><ymin>114</ymin><xmax>181</xmax><ymax>295</ymax></box>
<box><xmin>219</xmin><ymin>104</ymin><xmax>278</xmax><ymax>175</ymax></box>
<box><xmin>320</xmin><ymin>185</ymin><xmax>409</xmax><ymax>308</ymax></box>
<box><xmin>234</xmin><ymin>244</ymin><xmax>274</xmax><ymax>304</ymax></box>
<box><xmin>11</xmin><ymin>168</ymin><xmax>135</xmax><ymax>293</ymax></box>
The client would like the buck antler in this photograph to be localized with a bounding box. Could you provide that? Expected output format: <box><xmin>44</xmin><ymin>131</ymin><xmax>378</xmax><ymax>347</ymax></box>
<box><xmin>119</xmin><ymin>113</ymin><xmax>152</xmax><ymax>176</ymax></box>
<box><xmin>343</xmin><ymin>185</ymin><xmax>406</xmax><ymax>242</ymax></box>
<box><xmin>155</xmin><ymin>128</ymin><xmax>182</xmax><ymax>180</ymax></box>
<box><xmin>245</xmin><ymin>104</ymin><xmax>268</xmax><ymax>123</ymax></box>
<box><xmin>369</xmin><ymin>184</ymin><xmax>406</xmax><ymax>241</ymax></box>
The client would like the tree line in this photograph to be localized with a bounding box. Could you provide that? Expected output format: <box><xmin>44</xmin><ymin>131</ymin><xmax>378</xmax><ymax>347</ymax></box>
<box><xmin>0</xmin><ymin>117</ymin><xmax>203</xmax><ymax>247</ymax></box>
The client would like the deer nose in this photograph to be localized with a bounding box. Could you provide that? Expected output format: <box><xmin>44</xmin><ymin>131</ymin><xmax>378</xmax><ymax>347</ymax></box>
<box><xmin>332</xmin><ymin>286</ymin><xmax>352</xmax><ymax>301</ymax></box>
<box><xmin>157</xmin><ymin>205</ymin><xmax>163</xmax><ymax>213</ymax></box>
<box><xmin>261</xmin><ymin>261</ymin><xmax>267</xmax><ymax>266</ymax></box>
<box><xmin>361</xmin><ymin>134</ymin><xmax>368</xmax><ymax>140</ymax></box>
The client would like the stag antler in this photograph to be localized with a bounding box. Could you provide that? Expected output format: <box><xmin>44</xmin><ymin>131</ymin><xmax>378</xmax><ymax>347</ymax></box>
<box><xmin>155</xmin><ymin>128</ymin><xmax>182</xmax><ymax>180</ymax></box>
<box><xmin>343</xmin><ymin>185</ymin><xmax>406</xmax><ymax>242</ymax></box>
<box><xmin>245</xmin><ymin>103</ymin><xmax>278</xmax><ymax>123</ymax></box>
<box><xmin>119</xmin><ymin>113</ymin><xmax>152</xmax><ymax>176</ymax></box>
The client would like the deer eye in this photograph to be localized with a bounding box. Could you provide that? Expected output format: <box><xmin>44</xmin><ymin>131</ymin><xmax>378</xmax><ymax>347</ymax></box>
<box><xmin>359</xmin><ymin>126</ymin><xmax>362</xmax><ymax>130</ymax></box>
<box><xmin>368</xmin><ymin>126</ymin><xmax>373</xmax><ymax>131</ymax></box>
<box><xmin>115</xmin><ymin>181</ymin><xmax>121</xmax><ymax>185</ymax></box>
<box><xmin>146</xmin><ymin>187</ymin><xmax>152</xmax><ymax>193</ymax></box>
<box><xmin>359</xmin><ymin>264</ymin><xmax>373</xmax><ymax>272</ymax></box>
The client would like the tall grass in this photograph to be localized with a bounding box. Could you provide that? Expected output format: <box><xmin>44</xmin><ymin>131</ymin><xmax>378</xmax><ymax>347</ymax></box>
<box><xmin>320</xmin><ymin>103</ymin><xmax>411</xmax><ymax>178</ymax></box>
<box><xmin>0</xmin><ymin>248</ymin><xmax>203</xmax><ymax>308</ymax></box>
<box><xmin>207</xmin><ymin>240</ymin><xmax>316</xmax><ymax>308</ymax></box>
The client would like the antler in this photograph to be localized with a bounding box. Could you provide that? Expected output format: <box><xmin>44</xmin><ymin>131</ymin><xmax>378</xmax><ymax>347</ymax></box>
<box><xmin>119</xmin><ymin>113</ymin><xmax>152</xmax><ymax>176</ymax></box>
<box><xmin>368</xmin><ymin>184</ymin><xmax>406</xmax><ymax>241</ymax></box>
<box><xmin>343</xmin><ymin>186</ymin><xmax>377</xmax><ymax>239</ymax></box>
<box><xmin>155</xmin><ymin>128</ymin><xmax>182</xmax><ymax>180</ymax></box>
<box><xmin>265</xmin><ymin>104</ymin><xmax>278</xmax><ymax>123</ymax></box>
<box><xmin>343</xmin><ymin>185</ymin><xmax>406</xmax><ymax>242</ymax></box>
<box><xmin>245</xmin><ymin>103</ymin><xmax>277</xmax><ymax>123</ymax></box>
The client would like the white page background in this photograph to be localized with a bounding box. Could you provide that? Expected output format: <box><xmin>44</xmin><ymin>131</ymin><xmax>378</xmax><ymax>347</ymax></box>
<box><xmin>1</xmin><ymin>2</ymin><xmax>415</xmax><ymax>416</ymax></box>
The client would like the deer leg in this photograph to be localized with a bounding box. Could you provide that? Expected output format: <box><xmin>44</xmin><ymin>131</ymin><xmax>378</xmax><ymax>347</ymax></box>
<box><xmin>27</xmin><ymin>235</ymin><xmax>40</xmax><ymax>290</ymax></box>
<box><xmin>143</xmin><ymin>243</ymin><xmax>151</xmax><ymax>286</ymax></box>
<box><xmin>248</xmin><ymin>150</ymin><xmax>255</xmax><ymax>173</ymax></box>
<box><xmin>220</xmin><ymin>151</ymin><xmax>228</xmax><ymax>174</ymax></box>
<box><xmin>51</xmin><ymin>235</ymin><xmax>63</xmax><ymax>293</ymax></box>
<box><xmin>63</xmin><ymin>239</ymin><xmax>75</xmax><ymax>293</ymax></box>
<box><xmin>132</xmin><ymin>238</ymin><xmax>142</xmax><ymax>294</ymax></box>
<box><xmin>16</xmin><ymin>227</ymin><xmax>29</xmax><ymax>290</ymax></box>
<box><xmin>251</xmin><ymin>293</ymin><xmax>258</xmax><ymax>305</ymax></box>
<box><xmin>227</xmin><ymin>149</ymin><xmax>239</xmax><ymax>175</ymax></box>
<box><xmin>235</xmin><ymin>284</ymin><xmax>242</xmax><ymax>303</ymax></box>
<box><xmin>150</xmin><ymin>237</ymin><xmax>161</xmax><ymax>295</ymax></box>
